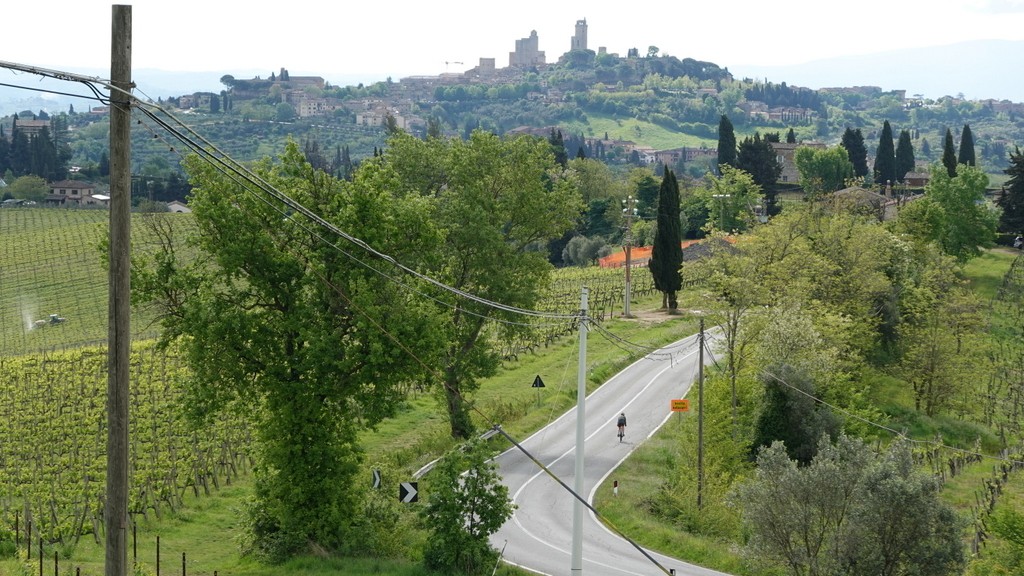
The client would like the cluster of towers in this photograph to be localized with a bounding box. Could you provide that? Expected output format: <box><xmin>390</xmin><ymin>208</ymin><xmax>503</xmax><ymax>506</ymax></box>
<box><xmin>508</xmin><ymin>19</ymin><xmax>588</xmax><ymax>68</ymax></box>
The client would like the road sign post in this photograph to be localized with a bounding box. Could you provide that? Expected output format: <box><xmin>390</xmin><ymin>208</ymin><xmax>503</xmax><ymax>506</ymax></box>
<box><xmin>532</xmin><ymin>375</ymin><xmax>545</xmax><ymax>406</ymax></box>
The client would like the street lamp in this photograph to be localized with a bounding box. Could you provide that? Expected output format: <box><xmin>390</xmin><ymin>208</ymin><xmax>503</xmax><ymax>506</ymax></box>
<box><xmin>712</xmin><ymin>194</ymin><xmax>731</xmax><ymax>232</ymax></box>
<box><xmin>622</xmin><ymin>195</ymin><xmax>638</xmax><ymax>318</ymax></box>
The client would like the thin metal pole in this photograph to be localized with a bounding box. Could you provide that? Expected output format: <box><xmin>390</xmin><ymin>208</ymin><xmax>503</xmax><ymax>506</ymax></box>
<box><xmin>571</xmin><ymin>287</ymin><xmax>589</xmax><ymax>575</ymax></box>
<box><xmin>106</xmin><ymin>6</ymin><xmax>132</xmax><ymax>576</ymax></box>
<box><xmin>697</xmin><ymin>318</ymin><xmax>705</xmax><ymax>510</ymax></box>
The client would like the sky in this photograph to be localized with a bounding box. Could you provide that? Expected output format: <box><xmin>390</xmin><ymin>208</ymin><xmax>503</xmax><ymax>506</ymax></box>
<box><xmin>4</xmin><ymin>0</ymin><xmax>1024</xmax><ymax>99</ymax></box>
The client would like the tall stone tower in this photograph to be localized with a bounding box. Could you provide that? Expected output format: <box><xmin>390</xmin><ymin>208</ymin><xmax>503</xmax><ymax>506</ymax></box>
<box><xmin>510</xmin><ymin>30</ymin><xmax>545</xmax><ymax>67</ymax></box>
<box><xmin>571</xmin><ymin>19</ymin><xmax>588</xmax><ymax>51</ymax></box>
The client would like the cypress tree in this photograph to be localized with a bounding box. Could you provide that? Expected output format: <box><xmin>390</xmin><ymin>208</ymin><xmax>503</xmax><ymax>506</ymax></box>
<box><xmin>942</xmin><ymin>128</ymin><xmax>958</xmax><ymax>177</ymax></box>
<box><xmin>873</xmin><ymin>120</ymin><xmax>896</xmax><ymax>186</ymax></box>
<box><xmin>998</xmin><ymin>146</ymin><xmax>1024</xmax><ymax>233</ymax></box>
<box><xmin>895</xmin><ymin>129</ymin><xmax>915</xmax><ymax>183</ymax></box>
<box><xmin>958</xmin><ymin>124</ymin><xmax>976</xmax><ymax>167</ymax></box>
<box><xmin>737</xmin><ymin>133</ymin><xmax>782</xmax><ymax>189</ymax></box>
<box><xmin>842</xmin><ymin>127</ymin><xmax>869</xmax><ymax>178</ymax></box>
<box><xmin>648</xmin><ymin>168</ymin><xmax>683</xmax><ymax>311</ymax></box>
<box><xmin>549</xmin><ymin>129</ymin><xmax>568</xmax><ymax>168</ymax></box>
<box><xmin>717</xmin><ymin>115</ymin><xmax>736</xmax><ymax>171</ymax></box>
<box><xmin>786</xmin><ymin>128</ymin><xmax>797</xmax><ymax>143</ymax></box>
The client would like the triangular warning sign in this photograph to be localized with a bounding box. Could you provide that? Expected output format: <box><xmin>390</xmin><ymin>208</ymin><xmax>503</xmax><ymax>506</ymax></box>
<box><xmin>532</xmin><ymin>375</ymin><xmax>545</xmax><ymax>388</ymax></box>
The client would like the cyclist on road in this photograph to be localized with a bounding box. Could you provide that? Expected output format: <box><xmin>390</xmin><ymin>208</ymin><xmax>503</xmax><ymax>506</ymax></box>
<box><xmin>617</xmin><ymin>413</ymin><xmax>627</xmax><ymax>441</ymax></box>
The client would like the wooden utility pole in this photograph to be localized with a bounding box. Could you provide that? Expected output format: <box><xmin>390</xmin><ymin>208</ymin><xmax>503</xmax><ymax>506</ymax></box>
<box><xmin>106</xmin><ymin>6</ymin><xmax>131</xmax><ymax>576</ymax></box>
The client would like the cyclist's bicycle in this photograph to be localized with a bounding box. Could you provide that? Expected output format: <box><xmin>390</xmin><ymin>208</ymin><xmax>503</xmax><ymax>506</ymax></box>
<box><xmin>617</xmin><ymin>424</ymin><xmax>625</xmax><ymax>442</ymax></box>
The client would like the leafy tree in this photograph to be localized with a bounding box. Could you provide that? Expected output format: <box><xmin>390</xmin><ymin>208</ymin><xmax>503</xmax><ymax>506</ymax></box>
<box><xmin>753</xmin><ymin>365</ymin><xmax>840</xmax><ymax>464</ymax></box>
<box><xmin>958</xmin><ymin>123</ymin><xmax>976</xmax><ymax>167</ymax></box>
<box><xmin>717</xmin><ymin>114</ymin><xmax>736</xmax><ymax>171</ymax></box>
<box><xmin>841</xmin><ymin>127</ymin><xmax>869</xmax><ymax>178</ymax></box>
<box><xmin>275</xmin><ymin>102</ymin><xmax>296</xmax><ymax>122</ymax></box>
<box><xmin>895</xmin><ymin>164</ymin><xmax>997</xmax><ymax>262</ymax></box>
<box><xmin>701</xmin><ymin>164</ymin><xmax>763</xmax><ymax>233</ymax></box>
<box><xmin>997</xmin><ymin>146</ymin><xmax>1024</xmax><ymax>233</ymax></box>
<box><xmin>841</xmin><ymin>440</ymin><xmax>966</xmax><ymax>576</ymax></box>
<box><xmin>895</xmin><ymin>250</ymin><xmax>985</xmax><ymax>416</ymax></box>
<box><xmin>795</xmin><ymin>145</ymin><xmax>854</xmax><ymax>198</ymax></box>
<box><xmin>131</xmin><ymin>141</ymin><xmax>444</xmax><ymax>561</ymax></box>
<box><xmin>738</xmin><ymin>435</ymin><xmax>965</xmax><ymax>576</ymax></box>
<box><xmin>942</xmin><ymin>128</ymin><xmax>958</xmax><ymax>177</ymax></box>
<box><xmin>648</xmin><ymin>168</ymin><xmax>683</xmax><ymax>310</ymax></box>
<box><xmin>630</xmin><ymin>167</ymin><xmax>660</xmax><ymax>219</ymax></box>
<box><xmin>383</xmin><ymin>131</ymin><xmax>581</xmax><ymax>439</ymax></box>
<box><xmin>7</xmin><ymin>174</ymin><xmax>49</xmax><ymax>201</ymax></box>
<box><xmin>786</xmin><ymin>128</ymin><xmax>797</xmax><ymax>143</ymax></box>
<box><xmin>873</xmin><ymin>120</ymin><xmax>896</xmax><ymax>186</ymax></box>
<box><xmin>894</xmin><ymin>129</ymin><xmax>915</xmax><ymax>183</ymax></box>
<box><xmin>421</xmin><ymin>439</ymin><xmax>514</xmax><ymax>575</ymax></box>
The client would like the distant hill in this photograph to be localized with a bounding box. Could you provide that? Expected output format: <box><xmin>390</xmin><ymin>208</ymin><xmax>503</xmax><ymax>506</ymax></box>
<box><xmin>0</xmin><ymin>68</ymin><xmax>378</xmax><ymax>117</ymax></box>
<box><xmin>730</xmin><ymin>40</ymin><xmax>1024</xmax><ymax>103</ymax></box>
<box><xmin>1</xmin><ymin>40</ymin><xmax>1022</xmax><ymax>118</ymax></box>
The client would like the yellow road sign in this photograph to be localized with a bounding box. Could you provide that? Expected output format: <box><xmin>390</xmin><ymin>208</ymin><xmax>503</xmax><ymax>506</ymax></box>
<box><xmin>670</xmin><ymin>399</ymin><xmax>690</xmax><ymax>412</ymax></box>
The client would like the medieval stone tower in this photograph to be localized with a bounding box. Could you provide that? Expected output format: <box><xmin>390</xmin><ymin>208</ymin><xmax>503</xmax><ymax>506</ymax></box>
<box><xmin>571</xmin><ymin>19</ymin><xmax>588</xmax><ymax>51</ymax></box>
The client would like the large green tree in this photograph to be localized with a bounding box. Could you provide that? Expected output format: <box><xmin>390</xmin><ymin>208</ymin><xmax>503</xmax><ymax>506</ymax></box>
<box><xmin>421</xmin><ymin>439</ymin><xmax>514</xmax><ymax>575</ymax></box>
<box><xmin>132</xmin><ymin>141</ymin><xmax>444</xmax><ymax>560</ymax></box>
<box><xmin>895</xmin><ymin>164</ymin><xmax>997</xmax><ymax>261</ymax></box>
<box><xmin>738</xmin><ymin>435</ymin><xmax>965</xmax><ymax>576</ymax></box>
<box><xmin>794</xmin><ymin>145</ymin><xmax>854</xmax><ymax>198</ymax></box>
<box><xmin>717</xmin><ymin>114</ymin><xmax>737</xmax><ymax>171</ymax></box>
<box><xmin>841</xmin><ymin>127</ymin><xmax>870</xmax><ymax>178</ymax></box>
<box><xmin>382</xmin><ymin>130</ymin><xmax>581</xmax><ymax>439</ymax></box>
<box><xmin>649</xmin><ymin>168</ymin><xmax>683</xmax><ymax>310</ymax></box>
<box><xmin>958</xmin><ymin>123</ymin><xmax>976</xmax><ymax>167</ymax></box>
<box><xmin>997</xmin><ymin>146</ymin><xmax>1024</xmax><ymax>233</ymax></box>
<box><xmin>895</xmin><ymin>129</ymin><xmax>915</xmax><ymax>184</ymax></box>
<box><xmin>873</xmin><ymin>120</ymin><xmax>896</xmax><ymax>186</ymax></box>
<box><xmin>701</xmin><ymin>164</ymin><xmax>763</xmax><ymax>233</ymax></box>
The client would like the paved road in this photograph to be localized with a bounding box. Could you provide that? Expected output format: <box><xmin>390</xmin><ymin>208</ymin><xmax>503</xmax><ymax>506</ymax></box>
<box><xmin>490</xmin><ymin>330</ymin><xmax>732</xmax><ymax>576</ymax></box>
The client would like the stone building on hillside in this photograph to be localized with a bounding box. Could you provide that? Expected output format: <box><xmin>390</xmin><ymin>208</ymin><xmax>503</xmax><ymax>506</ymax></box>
<box><xmin>510</xmin><ymin>31</ymin><xmax>545</xmax><ymax>67</ymax></box>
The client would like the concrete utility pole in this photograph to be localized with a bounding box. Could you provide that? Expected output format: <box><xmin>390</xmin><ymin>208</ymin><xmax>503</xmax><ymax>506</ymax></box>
<box><xmin>571</xmin><ymin>287</ymin><xmax>589</xmax><ymax>575</ymax></box>
<box><xmin>106</xmin><ymin>6</ymin><xmax>131</xmax><ymax>576</ymax></box>
<box><xmin>622</xmin><ymin>196</ymin><xmax>637</xmax><ymax>318</ymax></box>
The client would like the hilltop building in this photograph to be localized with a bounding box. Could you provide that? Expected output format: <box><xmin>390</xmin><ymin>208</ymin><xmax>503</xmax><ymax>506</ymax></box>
<box><xmin>509</xmin><ymin>30</ymin><xmax>545</xmax><ymax>67</ymax></box>
<box><xmin>571</xmin><ymin>19</ymin><xmax>588</xmax><ymax>51</ymax></box>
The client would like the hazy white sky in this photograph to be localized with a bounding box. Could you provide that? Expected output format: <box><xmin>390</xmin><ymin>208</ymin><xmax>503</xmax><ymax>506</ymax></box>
<box><xmin>5</xmin><ymin>0</ymin><xmax>1024</xmax><ymax>87</ymax></box>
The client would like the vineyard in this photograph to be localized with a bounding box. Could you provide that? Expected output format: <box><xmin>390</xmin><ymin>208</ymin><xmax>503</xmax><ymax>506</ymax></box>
<box><xmin>0</xmin><ymin>207</ymin><xmax>665</xmax><ymax>550</ymax></box>
<box><xmin>0</xmin><ymin>342</ymin><xmax>251</xmax><ymax>546</ymax></box>
<box><xmin>0</xmin><ymin>208</ymin><xmax>176</xmax><ymax>356</ymax></box>
<box><xmin>498</xmin><ymin>265</ymin><xmax>658</xmax><ymax>360</ymax></box>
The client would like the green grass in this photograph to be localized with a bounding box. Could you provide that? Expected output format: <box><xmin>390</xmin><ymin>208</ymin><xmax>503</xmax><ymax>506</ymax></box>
<box><xmin>962</xmin><ymin>247</ymin><xmax>1019</xmax><ymax>302</ymax></box>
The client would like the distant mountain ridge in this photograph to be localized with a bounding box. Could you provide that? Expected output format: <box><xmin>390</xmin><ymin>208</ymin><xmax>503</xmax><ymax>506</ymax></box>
<box><xmin>729</xmin><ymin>40</ymin><xmax>1024</xmax><ymax>103</ymax></box>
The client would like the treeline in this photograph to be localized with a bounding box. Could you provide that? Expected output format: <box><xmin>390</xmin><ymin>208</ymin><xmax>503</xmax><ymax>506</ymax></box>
<box><xmin>744</xmin><ymin>80</ymin><xmax>823</xmax><ymax>110</ymax></box>
<box><xmin>0</xmin><ymin>112</ymin><xmax>72</xmax><ymax>181</ymax></box>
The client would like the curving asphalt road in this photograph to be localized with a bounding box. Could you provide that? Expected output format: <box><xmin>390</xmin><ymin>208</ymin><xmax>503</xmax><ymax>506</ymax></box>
<box><xmin>490</xmin><ymin>329</ymin><xmax>732</xmax><ymax>576</ymax></box>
